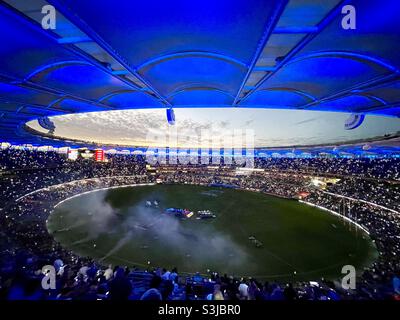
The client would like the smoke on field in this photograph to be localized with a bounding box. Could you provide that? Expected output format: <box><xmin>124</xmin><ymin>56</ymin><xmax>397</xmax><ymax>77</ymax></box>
<box><xmin>60</xmin><ymin>190</ymin><xmax>250</xmax><ymax>269</ymax></box>
<box><xmin>122</xmin><ymin>198</ymin><xmax>250</xmax><ymax>267</ymax></box>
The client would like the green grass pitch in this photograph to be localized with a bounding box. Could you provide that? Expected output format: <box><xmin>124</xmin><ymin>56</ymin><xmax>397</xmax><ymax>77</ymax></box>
<box><xmin>47</xmin><ymin>184</ymin><xmax>377</xmax><ymax>281</ymax></box>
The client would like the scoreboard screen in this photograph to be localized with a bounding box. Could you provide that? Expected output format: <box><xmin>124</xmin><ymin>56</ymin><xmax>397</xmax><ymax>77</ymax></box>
<box><xmin>66</xmin><ymin>148</ymin><xmax>106</xmax><ymax>161</ymax></box>
<box><xmin>94</xmin><ymin>149</ymin><xmax>105</xmax><ymax>162</ymax></box>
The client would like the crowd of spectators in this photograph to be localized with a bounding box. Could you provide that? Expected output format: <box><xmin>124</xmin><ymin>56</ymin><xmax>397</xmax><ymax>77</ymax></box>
<box><xmin>305</xmin><ymin>191</ymin><xmax>400</xmax><ymax>299</ymax></box>
<box><xmin>155</xmin><ymin>167</ymin><xmax>312</xmax><ymax>199</ymax></box>
<box><xmin>254</xmin><ymin>157</ymin><xmax>400</xmax><ymax>180</ymax></box>
<box><xmin>327</xmin><ymin>178</ymin><xmax>400</xmax><ymax>211</ymax></box>
<box><xmin>0</xmin><ymin>150</ymin><xmax>147</xmax><ymax>203</ymax></box>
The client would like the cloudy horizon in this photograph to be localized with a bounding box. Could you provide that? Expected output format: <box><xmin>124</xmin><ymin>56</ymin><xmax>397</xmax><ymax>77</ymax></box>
<box><xmin>27</xmin><ymin>108</ymin><xmax>400</xmax><ymax>148</ymax></box>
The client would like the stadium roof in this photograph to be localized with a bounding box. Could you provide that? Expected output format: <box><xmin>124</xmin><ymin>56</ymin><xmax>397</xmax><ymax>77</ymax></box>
<box><xmin>0</xmin><ymin>0</ymin><xmax>399</xmax><ymax>146</ymax></box>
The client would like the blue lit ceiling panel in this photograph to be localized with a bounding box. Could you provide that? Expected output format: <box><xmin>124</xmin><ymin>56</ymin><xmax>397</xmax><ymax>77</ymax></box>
<box><xmin>0</xmin><ymin>0</ymin><xmax>398</xmax><ymax>147</ymax></box>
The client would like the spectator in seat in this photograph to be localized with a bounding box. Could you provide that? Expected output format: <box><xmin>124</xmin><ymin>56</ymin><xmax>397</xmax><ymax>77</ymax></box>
<box><xmin>140</xmin><ymin>275</ymin><xmax>162</xmax><ymax>300</ymax></box>
<box><xmin>109</xmin><ymin>267</ymin><xmax>132</xmax><ymax>300</ymax></box>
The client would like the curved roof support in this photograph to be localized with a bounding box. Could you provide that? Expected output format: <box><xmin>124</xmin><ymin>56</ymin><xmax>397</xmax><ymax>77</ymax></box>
<box><xmin>167</xmin><ymin>86</ymin><xmax>235</xmax><ymax>99</ymax></box>
<box><xmin>301</xmin><ymin>73</ymin><xmax>398</xmax><ymax>110</ymax></box>
<box><xmin>239</xmin><ymin>0</ymin><xmax>359</xmax><ymax>103</ymax></box>
<box><xmin>254</xmin><ymin>87</ymin><xmax>317</xmax><ymax>103</ymax></box>
<box><xmin>49</xmin><ymin>0</ymin><xmax>172</xmax><ymax>107</ymax></box>
<box><xmin>356</xmin><ymin>101</ymin><xmax>400</xmax><ymax>114</ymax></box>
<box><xmin>0</xmin><ymin>96</ymin><xmax>70</xmax><ymax>114</ymax></box>
<box><xmin>244</xmin><ymin>51</ymin><xmax>398</xmax><ymax>105</ymax></box>
<box><xmin>15</xmin><ymin>105</ymin><xmax>26</xmax><ymax>114</ymax></box>
<box><xmin>0</xmin><ymin>72</ymin><xmax>115</xmax><ymax>111</ymax></box>
<box><xmin>0</xmin><ymin>1</ymin><xmax>141</xmax><ymax>91</ymax></box>
<box><xmin>47</xmin><ymin>96</ymin><xmax>68</xmax><ymax>109</ymax></box>
<box><xmin>286</xmin><ymin>51</ymin><xmax>399</xmax><ymax>73</ymax></box>
<box><xmin>97</xmin><ymin>89</ymin><xmax>138</xmax><ymax>103</ymax></box>
<box><xmin>24</xmin><ymin>60</ymin><xmax>92</xmax><ymax>81</ymax></box>
<box><xmin>300</xmin><ymin>92</ymin><xmax>388</xmax><ymax>113</ymax></box>
<box><xmin>352</xmin><ymin>92</ymin><xmax>388</xmax><ymax>106</ymax></box>
<box><xmin>136</xmin><ymin>51</ymin><xmax>248</xmax><ymax>71</ymax></box>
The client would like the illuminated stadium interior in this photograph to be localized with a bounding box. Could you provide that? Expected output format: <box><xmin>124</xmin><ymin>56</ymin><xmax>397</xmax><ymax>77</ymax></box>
<box><xmin>0</xmin><ymin>0</ymin><xmax>400</xmax><ymax>303</ymax></box>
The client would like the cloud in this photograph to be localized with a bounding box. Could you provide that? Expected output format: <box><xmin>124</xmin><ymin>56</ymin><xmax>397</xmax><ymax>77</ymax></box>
<box><xmin>292</xmin><ymin>117</ymin><xmax>319</xmax><ymax>125</ymax></box>
<box><xmin>27</xmin><ymin>109</ymin><xmax>400</xmax><ymax>148</ymax></box>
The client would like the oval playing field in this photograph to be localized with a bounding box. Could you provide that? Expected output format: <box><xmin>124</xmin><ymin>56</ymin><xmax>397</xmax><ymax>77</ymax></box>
<box><xmin>47</xmin><ymin>184</ymin><xmax>378</xmax><ymax>281</ymax></box>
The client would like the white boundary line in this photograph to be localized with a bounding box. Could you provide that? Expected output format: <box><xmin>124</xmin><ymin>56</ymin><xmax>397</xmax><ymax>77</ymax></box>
<box><xmin>299</xmin><ymin>200</ymin><xmax>370</xmax><ymax>235</ymax></box>
<box><xmin>321</xmin><ymin>190</ymin><xmax>399</xmax><ymax>215</ymax></box>
<box><xmin>14</xmin><ymin>176</ymin><xmax>391</xmax><ymax>237</ymax></box>
<box><xmin>14</xmin><ymin>175</ymin><xmax>148</xmax><ymax>202</ymax></box>
<box><xmin>53</xmin><ymin>183</ymin><xmax>155</xmax><ymax>208</ymax></box>
<box><xmin>15</xmin><ymin>178</ymin><xmax>400</xmax><ymax>216</ymax></box>
<box><xmin>49</xmin><ymin>181</ymin><xmax>372</xmax><ymax>237</ymax></box>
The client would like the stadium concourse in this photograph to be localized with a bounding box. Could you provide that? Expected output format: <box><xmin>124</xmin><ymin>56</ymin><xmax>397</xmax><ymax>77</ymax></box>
<box><xmin>0</xmin><ymin>148</ymin><xmax>400</xmax><ymax>300</ymax></box>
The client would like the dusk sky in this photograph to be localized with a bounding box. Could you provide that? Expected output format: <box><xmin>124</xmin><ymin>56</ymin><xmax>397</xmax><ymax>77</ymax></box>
<box><xmin>28</xmin><ymin>108</ymin><xmax>400</xmax><ymax>148</ymax></box>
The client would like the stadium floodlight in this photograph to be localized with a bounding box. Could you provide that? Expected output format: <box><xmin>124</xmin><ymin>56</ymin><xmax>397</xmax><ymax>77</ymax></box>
<box><xmin>166</xmin><ymin>108</ymin><xmax>175</xmax><ymax>125</ymax></box>
<box><xmin>0</xmin><ymin>142</ymin><xmax>11</xmax><ymax>150</ymax></box>
<box><xmin>362</xmin><ymin>144</ymin><xmax>372</xmax><ymax>151</ymax></box>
